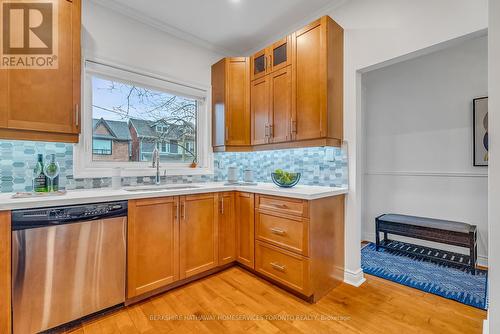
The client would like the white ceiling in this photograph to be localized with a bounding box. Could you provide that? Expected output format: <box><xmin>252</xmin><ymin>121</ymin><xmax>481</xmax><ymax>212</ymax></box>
<box><xmin>96</xmin><ymin>0</ymin><xmax>346</xmax><ymax>55</ymax></box>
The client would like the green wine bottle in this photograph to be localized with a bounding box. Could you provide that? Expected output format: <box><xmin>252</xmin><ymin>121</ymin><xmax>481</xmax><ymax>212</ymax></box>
<box><xmin>33</xmin><ymin>154</ymin><xmax>47</xmax><ymax>192</ymax></box>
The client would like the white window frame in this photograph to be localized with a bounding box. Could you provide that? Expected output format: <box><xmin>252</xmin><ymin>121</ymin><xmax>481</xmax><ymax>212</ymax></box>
<box><xmin>74</xmin><ymin>60</ymin><xmax>213</xmax><ymax>178</ymax></box>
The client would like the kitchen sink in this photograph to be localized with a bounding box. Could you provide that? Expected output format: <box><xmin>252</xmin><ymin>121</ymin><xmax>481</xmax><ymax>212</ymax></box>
<box><xmin>123</xmin><ymin>185</ymin><xmax>201</xmax><ymax>192</ymax></box>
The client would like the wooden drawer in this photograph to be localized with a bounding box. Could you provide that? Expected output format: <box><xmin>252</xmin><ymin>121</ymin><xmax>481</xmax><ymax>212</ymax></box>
<box><xmin>256</xmin><ymin>211</ymin><xmax>309</xmax><ymax>255</ymax></box>
<box><xmin>255</xmin><ymin>241</ymin><xmax>311</xmax><ymax>296</ymax></box>
<box><xmin>257</xmin><ymin>195</ymin><xmax>308</xmax><ymax>218</ymax></box>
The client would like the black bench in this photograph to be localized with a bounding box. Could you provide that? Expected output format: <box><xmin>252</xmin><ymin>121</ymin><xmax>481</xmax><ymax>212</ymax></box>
<box><xmin>375</xmin><ymin>214</ymin><xmax>477</xmax><ymax>274</ymax></box>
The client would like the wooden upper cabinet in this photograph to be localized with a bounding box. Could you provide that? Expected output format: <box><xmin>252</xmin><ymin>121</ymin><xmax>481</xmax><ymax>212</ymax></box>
<box><xmin>179</xmin><ymin>193</ymin><xmax>218</xmax><ymax>279</ymax></box>
<box><xmin>218</xmin><ymin>192</ymin><xmax>236</xmax><ymax>266</ymax></box>
<box><xmin>251</xmin><ymin>65</ymin><xmax>293</xmax><ymax>145</ymax></box>
<box><xmin>250</xmin><ymin>35</ymin><xmax>292</xmax><ymax>81</ymax></box>
<box><xmin>236</xmin><ymin>192</ymin><xmax>255</xmax><ymax>269</ymax></box>
<box><xmin>127</xmin><ymin>197</ymin><xmax>179</xmax><ymax>298</ymax></box>
<box><xmin>269</xmin><ymin>66</ymin><xmax>292</xmax><ymax>144</ymax></box>
<box><xmin>0</xmin><ymin>0</ymin><xmax>81</xmax><ymax>143</ymax></box>
<box><xmin>211</xmin><ymin>57</ymin><xmax>250</xmax><ymax>151</ymax></box>
<box><xmin>250</xmin><ymin>76</ymin><xmax>270</xmax><ymax>145</ymax></box>
<box><xmin>213</xmin><ymin>16</ymin><xmax>343</xmax><ymax>152</ymax></box>
<box><xmin>292</xmin><ymin>16</ymin><xmax>343</xmax><ymax>142</ymax></box>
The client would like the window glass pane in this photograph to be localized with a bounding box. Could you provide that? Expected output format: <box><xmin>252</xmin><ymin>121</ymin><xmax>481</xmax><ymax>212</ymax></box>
<box><xmin>93</xmin><ymin>139</ymin><xmax>112</xmax><ymax>155</ymax></box>
<box><xmin>170</xmin><ymin>140</ymin><xmax>178</xmax><ymax>154</ymax></box>
<box><xmin>273</xmin><ymin>43</ymin><xmax>287</xmax><ymax>66</ymax></box>
<box><xmin>92</xmin><ymin>76</ymin><xmax>197</xmax><ymax>163</ymax></box>
<box><xmin>254</xmin><ymin>54</ymin><xmax>265</xmax><ymax>74</ymax></box>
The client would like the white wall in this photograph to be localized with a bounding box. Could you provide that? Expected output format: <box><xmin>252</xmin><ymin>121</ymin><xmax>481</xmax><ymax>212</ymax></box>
<box><xmin>362</xmin><ymin>36</ymin><xmax>488</xmax><ymax>263</ymax></box>
<box><xmin>83</xmin><ymin>0</ymin><xmax>222</xmax><ymax>89</ymax></box>
<box><xmin>487</xmin><ymin>0</ymin><xmax>500</xmax><ymax>331</ymax></box>
<box><xmin>324</xmin><ymin>0</ymin><xmax>488</xmax><ymax>286</ymax></box>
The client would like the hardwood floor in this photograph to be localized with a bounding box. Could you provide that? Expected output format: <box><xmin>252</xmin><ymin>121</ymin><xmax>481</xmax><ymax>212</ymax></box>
<box><xmin>63</xmin><ymin>266</ymin><xmax>486</xmax><ymax>334</ymax></box>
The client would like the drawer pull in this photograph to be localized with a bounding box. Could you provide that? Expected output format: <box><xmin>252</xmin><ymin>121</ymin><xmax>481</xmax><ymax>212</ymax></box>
<box><xmin>271</xmin><ymin>203</ymin><xmax>288</xmax><ymax>209</ymax></box>
<box><xmin>270</xmin><ymin>227</ymin><xmax>286</xmax><ymax>235</ymax></box>
<box><xmin>270</xmin><ymin>262</ymin><xmax>286</xmax><ymax>272</ymax></box>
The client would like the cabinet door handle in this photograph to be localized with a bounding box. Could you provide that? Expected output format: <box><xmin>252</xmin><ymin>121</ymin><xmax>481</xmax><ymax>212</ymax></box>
<box><xmin>270</xmin><ymin>262</ymin><xmax>286</xmax><ymax>272</ymax></box>
<box><xmin>269</xmin><ymin>55</ymin><xmax>272</xmax><ymax>69</ymax></box>
<box><xmin>225</xmin><ymin>126</ymin><xmax>229</xmax><ymax>142</ymax></box>
<box><xmin>265</xmin><ymin>125</ymin><xmax>269</xmax><ymax>138</ymax></box>
<box><xmin>75</xmin><ymin>104</ymin><xmax>79</xmax><ymax>127</ymax></box>
<box><xmin>180</xmin><ymin>202</ymin><xmax>186</xmax><ymax>219</ymax></box>
<box><xmin>269</xmin><ymin>124</ymin><xmax>273</xmax><ymax>137</ymax></box>
<box><xmin>174</xmin><ymin>202</ymin><xmax>178</xmax><ymax>220</ymax></box>
<box><xmin>220</xmin><ymin>197</ymin><xmax>224</xmax><ymax>214</ymax></box>
<box><xmin>270</xmin><ymin>227</ymin><xmax>286</xmax><ymax>236</ymax></box>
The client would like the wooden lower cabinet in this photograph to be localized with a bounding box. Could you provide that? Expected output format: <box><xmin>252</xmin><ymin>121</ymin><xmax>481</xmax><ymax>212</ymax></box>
<box><xmin>218</xmin><ymin>192</ymin><xmax>236</xmax><ymax>265</ymax></box>
<box><xmin>179</xmin><ymin>194</ymin><xmax>218</xmax><ymax>279</ymax></box>
<box><xmin>0</xmin><ymin>211</ymin><xmax>11</xmax><ymax>334</ymax></box>
<box><xmin>256</xmin><ymin>210</ymin><xmax>309</xmax><ymax>256</ymax></box>
<box><xmin>127</xmin><ymin>197</ymin><xmax>179</xmax><ymax>298</ymax></box>
<box><xmin>235</xmin><ymin>192</ymin><xmax>255</xmax><ymax>269</ymax></box>
<box><xmin>254</xmin><ymin>194</ymin><xmax>345</xmax><ymax>301</ymax></box>
<box><xmin>125</xmin><ymin>191</ymin><xmax>344</xmax><ymax>304</ymax></box>
<box><xmin>255</xmin><ymin>241</ymin><xmax>311</xmax><ymax>296</ymax></box>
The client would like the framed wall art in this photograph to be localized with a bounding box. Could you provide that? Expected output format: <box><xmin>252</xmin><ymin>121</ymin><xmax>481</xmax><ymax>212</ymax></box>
<box><xmin>473</xmin><ymin>97</ymin><xmax>488</xmax><ymax>166</ymax></box>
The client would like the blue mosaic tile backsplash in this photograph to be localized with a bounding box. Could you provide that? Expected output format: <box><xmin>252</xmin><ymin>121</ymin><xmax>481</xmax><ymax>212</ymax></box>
<box><xmin>213</xmin><ymin>147</ymin><xmax>348</xmax><ymax>187</ymax></box>
<box><xmin>0</xmin><ymin>140</ymin><xmax>348</xmax><ymax>193</ymax></box>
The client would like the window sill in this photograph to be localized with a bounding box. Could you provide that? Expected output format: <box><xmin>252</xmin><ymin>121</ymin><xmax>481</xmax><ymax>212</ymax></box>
<box><xmin>72</xmin><ymin>166</ymin><xmax>214</xmax><ymax>179</ymax></box>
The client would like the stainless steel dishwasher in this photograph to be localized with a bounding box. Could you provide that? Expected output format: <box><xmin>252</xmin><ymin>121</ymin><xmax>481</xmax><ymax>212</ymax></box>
<box><xmin>11</xmin><ymin>201</ymin><xmax>128</xmax><ymax>334</ymax></box>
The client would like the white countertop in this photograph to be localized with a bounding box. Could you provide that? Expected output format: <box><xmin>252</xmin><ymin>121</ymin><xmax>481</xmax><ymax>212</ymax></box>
<box><xmin>0</xmin><ymin>182</ymin><xmax>348</xmax><ymax>211</ymax></box>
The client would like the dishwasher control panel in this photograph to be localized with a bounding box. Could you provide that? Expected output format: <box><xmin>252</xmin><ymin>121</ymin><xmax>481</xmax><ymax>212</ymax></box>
<box><xmin>12</xmin><ymin>201</ymin><xmax>128</xmax><ymax>230</ymax></box>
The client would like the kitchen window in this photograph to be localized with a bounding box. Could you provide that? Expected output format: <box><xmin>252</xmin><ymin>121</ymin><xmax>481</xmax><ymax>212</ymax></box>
<box><xmin>74</xmin><ymin>60</ymin><xmax>212</xmax><ymax>178</ymax></box>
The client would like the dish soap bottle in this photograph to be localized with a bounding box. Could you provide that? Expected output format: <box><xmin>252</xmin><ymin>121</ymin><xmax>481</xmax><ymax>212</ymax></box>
<box><xmin>33</xmin><ymin>154</ymin><xmax>47</xmax><ymax>192</ymax></box>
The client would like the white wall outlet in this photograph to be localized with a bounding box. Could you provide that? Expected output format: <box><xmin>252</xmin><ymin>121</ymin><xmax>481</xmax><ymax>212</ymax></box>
<box><xmin>325</xmin><ymin>148</ymin><xmax>335</xmax><ymax>162</ymax></box>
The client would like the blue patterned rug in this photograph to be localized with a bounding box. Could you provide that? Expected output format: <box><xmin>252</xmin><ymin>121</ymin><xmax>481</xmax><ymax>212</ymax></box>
<box><xmin>361</xmin><ymin>242</ymin><xmax>488</xmax><ymax>310</ymax></box>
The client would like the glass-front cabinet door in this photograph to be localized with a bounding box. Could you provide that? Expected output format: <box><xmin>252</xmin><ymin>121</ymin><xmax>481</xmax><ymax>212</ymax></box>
<box><xmin>269</xmin><ymin>35</ymin><xmax>292</xmax><ymax>73</ymax></box>
<box><xmin>251</xmin><ymin>49</ymin><xmax>267</xmax><ymax>81</ymax></box>
<box><xmin>250</xmin><ymin>35</ymin><xmax>292</xmax><ymax>81</ymax></box>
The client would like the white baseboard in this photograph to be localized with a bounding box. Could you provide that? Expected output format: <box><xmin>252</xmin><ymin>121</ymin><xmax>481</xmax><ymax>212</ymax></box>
<box><xmin>362</xmin><ymin>232</ymin><xmax>488</xmax><ymax>267</ymax></box>
<box><xmin>344</xmin><ymin>268</ymin><xmax>366</xmax><ymax>287</ymax></box>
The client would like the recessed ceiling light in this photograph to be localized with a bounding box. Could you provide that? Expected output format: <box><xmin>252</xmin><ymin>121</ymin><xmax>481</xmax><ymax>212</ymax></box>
<box><xmin>230</xmin><ymin>0</ymin><xmax>241</xmax><ymax>3</ymax></box>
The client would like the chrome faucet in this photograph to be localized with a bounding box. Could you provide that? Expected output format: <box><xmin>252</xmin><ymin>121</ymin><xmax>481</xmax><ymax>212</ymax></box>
<box><xmin>152</xmin><ymin>147</ymin><xmax>161</xmax><ymax>185</ymax></box>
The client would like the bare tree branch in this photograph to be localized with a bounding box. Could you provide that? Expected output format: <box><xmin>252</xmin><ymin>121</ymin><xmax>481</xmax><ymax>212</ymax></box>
<box><xmin>97</xmin><ymin>81</ymin><xmax>197</xmax><ymax>160</ymax></box>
